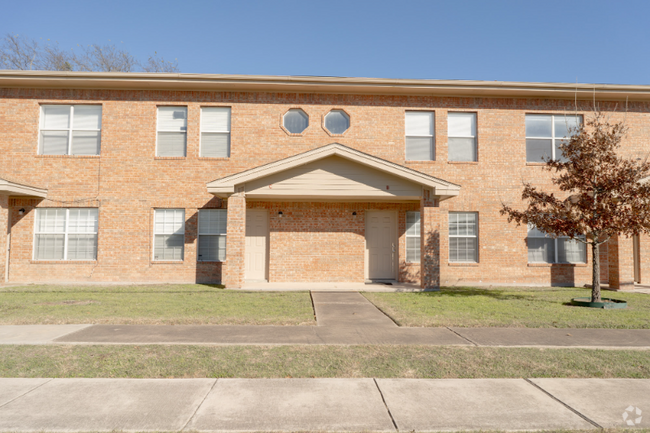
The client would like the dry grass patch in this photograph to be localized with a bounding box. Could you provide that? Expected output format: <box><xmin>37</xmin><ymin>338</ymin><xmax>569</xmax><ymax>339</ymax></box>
<box><xmin>0</xmin><ymin>284</ymin><xmax>315</xmax><ymax>325</ymax></box>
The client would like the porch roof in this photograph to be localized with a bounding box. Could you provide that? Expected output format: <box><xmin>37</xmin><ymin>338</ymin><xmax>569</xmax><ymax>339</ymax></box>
<box><xmin>0</xmin><ymin>175</ymin><xmax>48</xmax><ymax>198</ymax></box>
<box><xmin>207</xmin><ymin>143</ymin><xmax>460</xmax><ymax>201</ymax></box>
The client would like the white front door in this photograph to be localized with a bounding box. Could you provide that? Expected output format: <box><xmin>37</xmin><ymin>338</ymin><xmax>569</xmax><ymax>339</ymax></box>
<box><xmin>366</xmin><ymin>211</ymin><xmax>397</xmax><ymax>280</ymax></box>
<box><xmin>245</xmin><ymin>209</ymin><xmax>268</xmax><ymax>281</ymax></box>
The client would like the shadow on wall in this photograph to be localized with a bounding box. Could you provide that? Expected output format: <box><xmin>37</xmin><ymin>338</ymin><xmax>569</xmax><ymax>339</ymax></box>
<box><xmin>422</xmin><ymin>229</ymin><xmax>440</xmax><ymax>288</ymax></box>
<box><xmin>194</xmin><ymin>198</ymin><xmax>225</xmax><ymax>285</ymax></box>
<box><xmin>550</xmin><ymin>264</ymin><xmax>576</xmax><ymax>287</ymax></box>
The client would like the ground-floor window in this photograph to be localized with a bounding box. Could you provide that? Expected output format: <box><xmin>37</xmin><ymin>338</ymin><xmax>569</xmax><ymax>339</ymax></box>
<box><xmin>153</xmin><ymin>209</ymin><xmax>185</xmax><ymax>261</ymax></box>
<box><xmin>527</xmin><ymin>225</ymin><xmax>586</xmax><ymax>263</ymax></box>
<box><xmin>406</xmin><ymin>211</ymin><xmax>420</xmax><ymax>262</ymax></box>
<box><xmin>449</xmin><ymin>212</ymin><xmax>478</xmax><ymax>262</ymax></box>
<box><xmin>198</xmin><ymin>209</ymin><xmax>227</xmax><ymax>261</ymax></box>
<box><xmin>34</xmin><ymin>208</ymin><xmax>98</xmax><ymax>260</ymax></box>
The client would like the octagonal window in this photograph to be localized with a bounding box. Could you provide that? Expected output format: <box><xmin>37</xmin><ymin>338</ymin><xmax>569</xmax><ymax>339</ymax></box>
<box><xmin>283</xmin><ymin>109</ymin><xmax>309</xmax><ymax>134</ymax></box>
<box><xmin>324</xmin><ymin>110</ymin><xmax>350</xmax><ymax>134</ymax></box>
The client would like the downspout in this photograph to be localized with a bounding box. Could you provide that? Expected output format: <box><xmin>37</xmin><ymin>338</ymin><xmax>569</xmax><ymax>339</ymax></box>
<box><xmin>4</xmin><ymin>204</ymin><xmax>11</xmax><ymax>283</ymax></box>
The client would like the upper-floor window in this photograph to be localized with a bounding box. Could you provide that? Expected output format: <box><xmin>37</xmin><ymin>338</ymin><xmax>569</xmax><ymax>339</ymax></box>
<box><xmin>405</xmin><ymin>211</ymin><xmax>421</xmax><ymax>263</ymax></box>
<box><xmin>40</xmin><ymin>105</ymin><xmax>102</xmax><ymax>155</ymax></box>
<box><xmin>283</xmin><ymin>109</ymin><xmax>309</xmax><ymax>134</ymax></box>
<box><xmin>527</xmin><ymin>225</ymin><xmax>586</xmax><ymax>264</ymax></box>
<box><xmin>324</xmin><ymin>110</ymin><xmax>350</xmax><ymax>134</ymax></box>
<box><xmin>449</xmin><ymin>212</ymin><xmax>478</xmax><ymax>263</ymax></box>
<box><xmin>153</xmin><ymin>209</ymin><xmax>185</xmax><ymax>261</ymax></box>
<box><xmin>34</xmin><ymin>208</ymin><xmax>98</xmax><ymax>260</ymax></box>
<box><xmin>157</xmin><ymin>106</ymin><xmax>187</xmax><ymax>157</ymax></box>
<box><xmin>448</xmin><ymin>112</ymin><xmax>477</xmax><ymax>162</ymax></box>
<box><xmin>201</xmin><ymin>107</ymin><xmax>231</xmax><ymax>157</ymax></box>
<box><xmin>526</xmin><ymin>114</ymin><xmax>582</xmax><ymax>163</ymax></box>
<box><xmin>198</xmin><ymin>209</ymin><xmax>227</xmax><ymax>261</ymax></box>
<box><xmin>405</xmin><ymin>111</ymin><xmax>434</xmax><ymax>160</ymax></box>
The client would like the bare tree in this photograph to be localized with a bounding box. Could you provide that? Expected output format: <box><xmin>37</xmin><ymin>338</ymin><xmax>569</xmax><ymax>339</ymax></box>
<box><xmin>0</xmin><ymin>33</ymin><xmax>179</xmax><ymax>73</ymax></box>
<box><xmin>0</xmin><ymin>34</ymin><xmax>40</xmax><ymax>70</ymax></box>
<box><xmin>72</xmin><ymin>44</ymin><xmax>138</xmax><ymax>72</ymax></box>
<box><xmin>501</xmin><ymin>112</ymin><xmax>650</xmax><ymax>302</ymax></box>
<box><xmin>142</xmin><ymin>52</ymin><xmax>179</xmax><ymax>73</ymax></box>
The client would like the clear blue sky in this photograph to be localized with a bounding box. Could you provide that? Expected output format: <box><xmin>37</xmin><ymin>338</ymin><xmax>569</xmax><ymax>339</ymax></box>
<box><xmin>2</xmin><ymin>0</ymin><xmax>649</xmax><ymax>85</ymax></box>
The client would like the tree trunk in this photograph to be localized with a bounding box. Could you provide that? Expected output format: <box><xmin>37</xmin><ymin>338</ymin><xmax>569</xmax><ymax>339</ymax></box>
<box><xmin>592</xmin><ymin>242</ymin><xmax>601</xmax><ymax>303</ymax></box>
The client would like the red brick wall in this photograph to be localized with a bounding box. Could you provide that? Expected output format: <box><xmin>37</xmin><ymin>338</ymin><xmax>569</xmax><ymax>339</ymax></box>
<box><xmin>1</xmin><ymin>86</ymin><xmax>646</xmax><ymax>286</ymax></box>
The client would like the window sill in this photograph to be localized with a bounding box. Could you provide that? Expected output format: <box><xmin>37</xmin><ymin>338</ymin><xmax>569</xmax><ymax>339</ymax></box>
<box><xmin>151</xmin><ymin>260</ymin><xmax>185</xmax><ymax>264</ymax></box>
<box><xmin>447</xmin><ymin>161</ymin><xmax>478</xmax><ymax>165</ymax></box>
<box><xmin>197</xmin><ymin>260</ymin><xmax>225</xmax><ymax>263</ymax></box>
<box><xmin>405</xmin><ymin>160</ymin><xmax>437</xmax><ymax>164</ymax></box>
<box><xmin>403</xmin><ymin>262</ymin><xmax>420</xmax><ymax>266</ymax></box>
<box><xmin>526</xmin><ymin>162</ymin><xmax>547</xmax><ymax>166</ymax></box>
<box><xmin>198</xmin><ymin>157</ymin><xmax>230</xmax><ymax>161</ymax></box>
<box><xmin>36</xmin><ymin>155</ymin><xmax>100</xmax><ymax>159</ymax></box>
<box><xmin>528</xmin><ymin>263</ymin><xmax>587</xmax><ymax>267</ymax></box>
<box><xmin>30</xmin><ymin>260</ymin><xmax>97</xmax><ymax>264</ymax></box>
<box><xmin>448</xmin><ymin>262</ymin><xmax>479</xmax><ymax>267</ymax></box>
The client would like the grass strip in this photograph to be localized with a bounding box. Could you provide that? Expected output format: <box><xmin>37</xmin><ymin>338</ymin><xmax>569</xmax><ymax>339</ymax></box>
<box><xmin>0</xmin><ymin>285</ymin><xmax>315</xmax><ymax>325</ymax></box>
<box><xmin>1</xmin><ymin>345</ymin><xmax>649</xmax><ymax>379</ymax></box>
<box><xmin>364</xmin><ymin>287</ymin><xmax>650</xmax><ymax>329</ymax></box>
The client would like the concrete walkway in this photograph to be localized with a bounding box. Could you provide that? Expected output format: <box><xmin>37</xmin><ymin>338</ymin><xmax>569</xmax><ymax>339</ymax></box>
<box><xmin>0</xmin><ymin>291</ymin><xmax>649</xmax><ymax>348</ymax></box>
<box><xmin>0</xmin><ymin>378</ymin><xmax>648</xmax><ymax>431</ymax></box>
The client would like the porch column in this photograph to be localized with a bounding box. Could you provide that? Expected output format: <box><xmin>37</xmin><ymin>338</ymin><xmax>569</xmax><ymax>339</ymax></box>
<box><xmin>223</xmin><ymin>193</ymin><xmax>246</xmax><ymax>288</ymax></box>
<box><xmin>608</xmin><ymin>235</ymin><xmax>635</xmax><ymax>291</ymax></box>
<box><xmin>420</xmin><ymin>189</ymin><xmax>441</xmax><ymax>289</ymax></box>
<box><xmin>0</xmin><ymin>195</ymin><xmax>8</xmax><ymax>285</ymax></box>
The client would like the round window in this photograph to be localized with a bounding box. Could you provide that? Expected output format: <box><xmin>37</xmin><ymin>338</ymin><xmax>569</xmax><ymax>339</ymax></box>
<box><xmin>283</xmin><ymin>109</ymin><xmax>309</xmax><ymax>134</ymax></box>
<box><xmin>324</xmin><ymin>110</ymin><xmax>350</xmax><ymax>134</ymax></box>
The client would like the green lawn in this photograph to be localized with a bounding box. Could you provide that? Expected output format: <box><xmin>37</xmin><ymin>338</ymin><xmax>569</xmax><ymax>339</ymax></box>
<box><xmin>1</xmin><ymin>345</ymin><xmax>648</xmax><ymax>379</ymax></box>
<box><xmin>364</xmin><ymin>287</ymin><xmax>650</xmax><ymax>328</ymax></box>
<box><xmin>0</xmin><ymin>284</ymin><xmax>315</xmax><ymax>325</ymax></box>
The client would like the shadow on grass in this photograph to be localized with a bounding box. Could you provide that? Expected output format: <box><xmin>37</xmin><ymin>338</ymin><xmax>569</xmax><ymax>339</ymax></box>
<box><xmin>411</xmin><ymin>286</ymin><xmax>595</xmax><ymax>303</ymax></box>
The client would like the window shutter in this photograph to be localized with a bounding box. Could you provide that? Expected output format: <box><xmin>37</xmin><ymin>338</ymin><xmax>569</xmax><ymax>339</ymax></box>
<box><xmin>201</xmin><ymin>107</ymin><xmax>230</xmax><ymax>132</ymax></box>
<box><xmin>405</xmin><ymin>112</ymin><xmax>433</xmax><ymax>136</ymax></box>
<box><xmin>158</xmin><ymin>107</ymin><xmax>187</xmax><ymax>131</ymax></box>
<box><xmin>72</xmin><ymin>131</ymin><xmax>101</xmax><ymax>155</ymax></box>
<box><xmin>406</xmin><ymin>137</ymin><xmax>433</xmax><ymax>160</ymax></box>
<box><xmin>73</xmin><ymin>105</ymin><xmax>102</xmax><ymax>130</ymax></box>
<box><xmin>201</xmin><ymin>133</ymin><xmax>230</xmax><ymax>157</ymax></box>
<box><xmin>157</xmin><ymin>133</ymin><xmax>187</xmax><ymax>157</ymax></box>
<box><xmin>41</xmin><ymin>131</ymin><xmax>69</xmax><ymax>155</ymax></box>
<box><xmin>41</xmin><ymin>106</ymin><xmax>70</xmax><ymax>129</ymax></box>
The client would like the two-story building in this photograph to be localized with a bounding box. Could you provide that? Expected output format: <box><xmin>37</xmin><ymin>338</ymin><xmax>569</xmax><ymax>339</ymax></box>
<box><xmin>0</xmin><ymin>71</ymin><xmax>645</xmax><ymax>289</ymax></box>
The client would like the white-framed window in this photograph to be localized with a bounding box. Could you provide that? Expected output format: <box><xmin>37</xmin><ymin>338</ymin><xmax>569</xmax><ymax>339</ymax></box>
<box><xmin>157</xmin><ymin>106</ymin><xmax>187</xmax><ymax>157</ymax></box>
<box><xmin>527</xmin><ymin>225</ymin><xmax>586</xmax><ymax>264</ymax></box>
<box><xmin>153</xmin><ymin>209</ymin><xmax>185</xmax><ymax>261</ymax></box>
<box><xmin>449</xmin><ymin>212</ymin><xmax>478</xmax><ymax>262</ymax></box>
<box><xmin>198</xmin><ymin>209</ymin><xmax>227</xmax><ymax>261</ymax></box>
<box><xmin>33</xmin><ymin>208</ymin><xmax>98</xmax><ymax>260</ymax></box>
<box><xmin>405</xmin><ymin>211</ymin><xmax>421</xmax><ymax>263</ymax></box>
<box><xmin>405</xmin><ymin>111</ymin><xmax>434</xmax><ymax>160</ymax></box>
<box><xmin>448</xmin><ymin>112</ymin><xmax>477</xmax><ymax>162</ymax></box>
<box><xmin>39</xmin><ymin>105</ymin><xmax>102</xmax><ymax>155</ymax></box>
<box><xmin>200</xmin><ymin>107</ymin><xmax>231</xmax><ymax>157</ymax></box>
<box><xmin>525</xmin><ymin>114</ymin><xmax>582</xmax><ymax>163</ymax></box>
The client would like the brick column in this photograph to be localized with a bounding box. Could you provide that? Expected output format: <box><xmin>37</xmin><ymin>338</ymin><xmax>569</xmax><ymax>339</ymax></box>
<box><xmin>0</xmin><ymin>195</ymin><xmax>8</xmax><ymax>285</ymax></box>
<box><xmin>420</xmin><ymin>190</ymin><xmax>441</xmax><ymax>289</ymax></box>
<box><xmin>223</xmin><ymin>193</ymin><xmax>246</xmax><ymax>288</ymax></box>
<box><xmin>608</xmin><ymin>235</ymin><xmax>635</xmax><ymax>291</ymax></box>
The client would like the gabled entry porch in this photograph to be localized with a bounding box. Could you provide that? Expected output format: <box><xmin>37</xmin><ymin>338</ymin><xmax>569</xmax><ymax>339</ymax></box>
<box><xmin>206</xmin><ymin>143</ymin><xmax>460</xmax><ymax>289</ymax></box>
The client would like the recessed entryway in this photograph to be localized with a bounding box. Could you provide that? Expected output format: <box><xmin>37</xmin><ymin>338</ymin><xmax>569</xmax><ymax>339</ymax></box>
<box><xmin>245</xmin><ymin>209</ymin><xmax>269</xmax><ymax>281</ymax></box>
<box><xmin>365</xmin><ymin>210</ymin><xmax>397</xmax><ymax>281</ymax></box>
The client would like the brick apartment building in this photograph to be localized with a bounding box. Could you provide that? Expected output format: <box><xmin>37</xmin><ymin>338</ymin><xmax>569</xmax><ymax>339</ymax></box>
<box><xmin>0</xmin><ymin>71</ymin><xmax>645</xmax><ymax>289</ymax></box>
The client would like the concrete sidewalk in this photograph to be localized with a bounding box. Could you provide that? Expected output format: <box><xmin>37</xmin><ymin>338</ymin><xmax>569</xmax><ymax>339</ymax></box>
<box><xmin>2</xmin><ymin>291</ymin><xmax>650</xmax><ymax>348</ymax></box>
<box><xmin>0</xmin><ymin>378</ymin><xmax>648</xmax><ymax>431</ymax></box>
